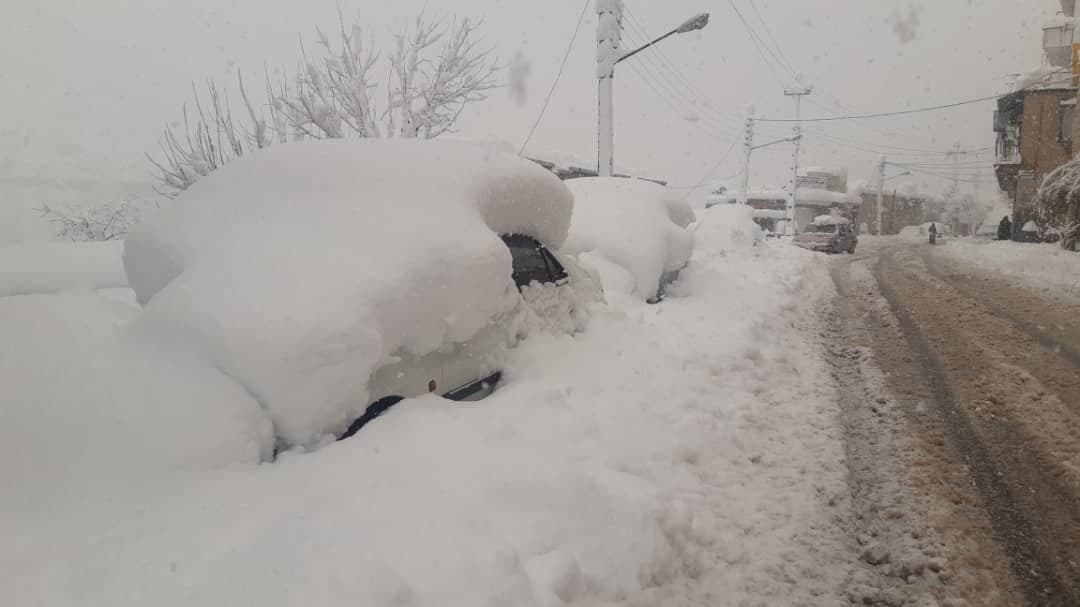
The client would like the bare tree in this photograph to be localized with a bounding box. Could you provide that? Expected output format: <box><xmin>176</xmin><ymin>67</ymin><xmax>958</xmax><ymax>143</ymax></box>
<box><xmin>1035</xmin><ymin>158</ymin><xmax>1080</xmax><ymax>250</ymax></box>
<box><xmin>39</xmin><ymin>201</ymin><xmax>139</xmax><ymax>242</ymax></box>
<box><xmin>150</xmin><ymin>12</ymin><xmax>499</xmax><ymax>196</ymax></box>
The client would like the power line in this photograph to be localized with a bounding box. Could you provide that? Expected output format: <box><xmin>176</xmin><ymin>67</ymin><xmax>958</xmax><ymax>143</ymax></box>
<box><xmin>745</xmin><ymin>0</ymin><xmax>798</xmax><ymax>77</ymax></box>
<box><xmin>757</xmin><ymin>75</ymin><xmax>1079</xmax><ymax>122</ymax></box>
<box><xmin>725</xmin><ymin>0</ymin><xmax>793</xmax><ymax>88</ymax></box>
<box><xmin>518</xmin><ymin>0</ymin><xmax>590</xmax><ymax>155</ymax></box>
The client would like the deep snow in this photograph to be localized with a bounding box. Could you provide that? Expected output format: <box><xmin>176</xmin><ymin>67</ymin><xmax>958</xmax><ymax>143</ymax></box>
<box><xmin>2</xmin><ymin>206</ymin><xmax>850</xmax><ymax>606</ymax></box>
<box><xmin>0</xmin><ymin>240</ymin><xmax>128</xmax><ymax>296</ymax></box>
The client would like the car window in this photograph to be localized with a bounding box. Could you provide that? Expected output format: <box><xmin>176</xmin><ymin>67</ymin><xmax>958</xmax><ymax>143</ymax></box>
<box><xmin>500</xmin><ymin>234</ymin><xmax>555</xmax><ymax>287</ymax></box>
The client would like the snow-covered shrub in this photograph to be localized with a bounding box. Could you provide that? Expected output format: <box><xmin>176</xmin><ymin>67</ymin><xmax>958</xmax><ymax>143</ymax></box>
<box><xmin>1035</xmin><ymin>158</ymin><xmax>1080</xmax><ymax>250</ymax></box>
<box><xmin>126</xmin><ymin>139</ymin><xmax>576</xmax><ymax>448</ymax></box>
<box><xmin>38</xmin><ymin>200</ymin><xmax>139</xmax><ymax>242</ymax></box>
<box><xmin>151</xmin><ymin>14</ymin><xmax>499</xmax><ymax>196</ymax></box>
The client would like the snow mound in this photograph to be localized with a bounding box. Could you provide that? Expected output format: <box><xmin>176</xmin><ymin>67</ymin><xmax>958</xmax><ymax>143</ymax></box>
<box><xmin>695</xmin><ymin>203</ymin><xmax>763</xmax><ymax>257</ymax></box>
<box><xmin>124</xmin><ymin>139</ymin><xmax>575</xmax><ymax>447</ymax></box>
<box><xmin>563</xmin><ymin>177</ymin><xmax>693</xmax><ymax>300</ymax></box>
<box><xmin>0</xmin><ymin>292</ymin><xmax>271</xmax><ymax>521</ymax></box>
<box><xmin>0</xmin><ymin>241</ymin><xmax>127</xmax><ymax>296</ymax></box>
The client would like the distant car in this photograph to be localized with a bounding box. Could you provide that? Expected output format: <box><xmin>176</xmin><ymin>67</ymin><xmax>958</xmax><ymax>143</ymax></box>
<box><xmin>794</xmin><ymin>217</ymin><xmax>858</xmax><ymax>254</ymax></box>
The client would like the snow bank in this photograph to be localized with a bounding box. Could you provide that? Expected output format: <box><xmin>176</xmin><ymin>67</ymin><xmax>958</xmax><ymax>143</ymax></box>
<box><xmin>124</xmin><ymin>139</ymin><xmax>575</xmax><ymax>448</ymax></box>
<box><xmin>6</xmin><ymin>203</ymin><xmax>850</xmax><ymax>607</ymax></box>
<box><xmin>0</xmin><ymin>241</ymin><xmax>127</xmax><ymax>296</ymax></box>
<box><xmin>563</xmin><ymin>177</ymin><xmax>693</xmax><ymax>300</ymax></box>
<box><xmin>0</xmin><ymin>292</ymin><xmax>271</xmax><ymax>523</ymax></box>
<box><xmin>936</xmin><ymin>240</ymin><xmax>1080</xmax><ymax>298</ymax></box>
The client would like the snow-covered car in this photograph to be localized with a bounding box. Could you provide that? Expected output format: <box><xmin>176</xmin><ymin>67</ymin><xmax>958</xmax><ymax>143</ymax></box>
<box><xmin>562</xmin><ymin>177</ymin><xmax>694</xmax><ymax>303</ymax></box>
<box><xmin>794</xmin><ymin>216</ymin><xmax>857</xmax><ymax>254</ymax></box>
<box><xmin>123</xmin><ymin>139</ymin><xmax>600</xmax><ymax>449</ymax></box>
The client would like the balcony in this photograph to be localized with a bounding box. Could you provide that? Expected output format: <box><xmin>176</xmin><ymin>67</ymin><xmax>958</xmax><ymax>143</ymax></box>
<box><xmin>1043</xmin><ymin>20</ymin><xmax>1075</xmax><ymax>68</ymax></box>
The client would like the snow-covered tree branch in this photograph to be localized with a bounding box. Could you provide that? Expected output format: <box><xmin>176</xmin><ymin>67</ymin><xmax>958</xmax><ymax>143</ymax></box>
<box><xmin>150</xmin><ymin>12</ymin><xmax>499</xmax><ymax>196</ymax></box>
<box><xmin>39</xmin><ymin>201</ymin><xmax>140</xmax><ymax>242</ymax></box>
<box><xmin>1035</xmin><ymin>157</ymin><xmax>1080</xmax><ymax>250</ymax></box>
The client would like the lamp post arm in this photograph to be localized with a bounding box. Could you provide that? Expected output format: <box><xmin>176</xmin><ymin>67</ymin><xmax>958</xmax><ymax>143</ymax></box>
<box><xmin>615</xmin><ymin>28</ymin><xmax>680</xmax><ymax>66</ymax></box>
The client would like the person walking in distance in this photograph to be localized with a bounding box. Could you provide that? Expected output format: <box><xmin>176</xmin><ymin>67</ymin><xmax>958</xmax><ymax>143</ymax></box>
<box><xmin>928</xmin><ymin>222</ymin><xmax>938</xmax><ymax>245</ymax></box>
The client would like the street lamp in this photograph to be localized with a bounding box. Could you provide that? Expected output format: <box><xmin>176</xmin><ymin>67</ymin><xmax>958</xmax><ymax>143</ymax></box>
<box><xmin>597</xmin><ymin>8</ymin><xmax>710</xmax><ymax>177</ymax></box>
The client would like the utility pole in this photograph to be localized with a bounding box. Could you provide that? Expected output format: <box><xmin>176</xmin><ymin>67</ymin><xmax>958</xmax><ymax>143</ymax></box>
<box><xmin>876</xmin><ymin>155</ymin><xmax>886</xmax><ymax>235</ymax></box>
<box><xmin>596</xmin><ymin>0</ymin><xmax>624</xmax><ymax>177</ymax></box>
<box><xmin>739</xmin><ymin>108</ymin><xmax>755</xmax><ymax>205</ymax></box>
<box><xmin>784</xmin><ymin>85</ymin><xmax>813</xmax><ymax>235</ymax></box>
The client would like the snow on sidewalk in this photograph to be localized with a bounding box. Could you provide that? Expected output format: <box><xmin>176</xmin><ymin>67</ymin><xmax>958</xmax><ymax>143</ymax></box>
<box><xmin>2</xmin><ymin>215</ymin><xmax>849</xmax><ymax>606</ymax></box>
<box><xmin>934</xmin><ymin>239</ymin><xmax>1080</xmax><ymax>299</ymax></box>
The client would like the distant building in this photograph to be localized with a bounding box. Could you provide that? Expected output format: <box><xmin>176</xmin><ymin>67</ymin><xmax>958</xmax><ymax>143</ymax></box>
<box><xmin>706</xmin><ymin>167</ymin><xmax>861</xmax><ymax>234</ymax></box>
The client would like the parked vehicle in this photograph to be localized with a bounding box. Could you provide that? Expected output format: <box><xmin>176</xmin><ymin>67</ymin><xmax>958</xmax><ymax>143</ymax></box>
<box><xmin>793</xmin><ymin>216</ymin><xmax>858</xmax><ymax>254</ymax></box>
<box><xmin>124</xmin><ymin>138</ymin><xmax>602</xmax><ymax>448</ymax></box>
<box><xmin>563</xmin><ymin>177</ymin><xmax>694</xmax><ymax>303</ymax></box>
<box><xmin>342</xmin><ymin>233</ymin><xmax>590</xmax><ymax>439</ymax></box>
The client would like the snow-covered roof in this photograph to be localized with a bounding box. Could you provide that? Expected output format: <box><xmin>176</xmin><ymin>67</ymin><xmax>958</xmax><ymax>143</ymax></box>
<box><xmin>124</xmin><ymin>139</ymin><xmax>576</xmax><ymax>447</ymax></box>
<box><xmin>712</xmin><ymin>187</ymin><xmax>861</xmax><ymax>207</ymax></box>
<box><xmin>812</xmin><ymin>215</ymin><xmax>850</xmax><ymax>226</ymax></box>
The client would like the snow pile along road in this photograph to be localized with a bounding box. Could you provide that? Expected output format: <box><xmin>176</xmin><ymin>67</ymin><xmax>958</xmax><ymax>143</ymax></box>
<box><xmin>3</xmin><ymin>199</ymin><xmax>849</xmax><ymax>606</ymax></box>
<box><xmin>934</xmin><ymin>239</ymin><xmax>1080</xmax><ymax>298</ymax></box>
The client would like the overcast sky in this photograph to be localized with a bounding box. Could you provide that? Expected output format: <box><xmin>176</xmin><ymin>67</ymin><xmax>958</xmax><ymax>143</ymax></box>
<box><xmin>0</xmin><ymin>0</ymin><xmax>1060</xmax><ymax>211</ymax></box>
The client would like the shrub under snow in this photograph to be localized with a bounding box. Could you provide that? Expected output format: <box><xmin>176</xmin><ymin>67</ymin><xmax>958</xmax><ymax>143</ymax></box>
<box><xmin>124</xmin><ymin>139</ymin><xmax>576</xmax><ymax>448</ymax></box>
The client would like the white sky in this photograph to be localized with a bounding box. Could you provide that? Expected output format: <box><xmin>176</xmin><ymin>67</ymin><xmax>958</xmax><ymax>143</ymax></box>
<box><xmin>0</xmin><ymin>0</ymin><xmax>1059</xmax><ymax>209</ymax></box>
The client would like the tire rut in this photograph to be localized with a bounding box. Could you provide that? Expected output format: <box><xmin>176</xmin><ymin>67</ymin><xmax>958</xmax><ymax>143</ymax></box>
<box><xmin>875</xmin><ymin>247</ymin><xmax>1080</xmax><ymax>607</ymax></box>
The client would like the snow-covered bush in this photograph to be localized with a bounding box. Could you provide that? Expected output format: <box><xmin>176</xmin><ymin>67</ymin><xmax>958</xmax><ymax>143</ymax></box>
<box><xmin>151</xmin><ymin>14</ymin><xmax>499</xmax><ymax>196</ymax></box>
<box><xmin>563</xmin><ymin>177</ymin><xmax>693</xmax><ymax>301</ymax></box>
<box><xmin>126</xmin><ymin>139</ymin><xmax>576</xmax><ymax>448</ymax></box>
<box><xmin>1035</xmin><ymin>157</ymin><xmax>1080</xmax><ymax>250</ymax></box>
<box><xmin>38</xmin><ymin>200</ymin><xmax>139</xmax><ymax>242</ymax></box>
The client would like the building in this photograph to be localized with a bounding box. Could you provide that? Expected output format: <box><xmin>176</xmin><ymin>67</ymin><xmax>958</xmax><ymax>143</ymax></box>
<box><xmin>856</xmin><ymin>185</ymin><xmax>928</xmax><ymax>235</ymax></box>
<box><xmin>992</xmin><ymin>0</ymin><xmax>1078</xmax><ymax>234</ymax></box>
<box><xmin>706</xmin><ymin>167</ymin><xmax>862</xmax><ymax>234</ymax></box>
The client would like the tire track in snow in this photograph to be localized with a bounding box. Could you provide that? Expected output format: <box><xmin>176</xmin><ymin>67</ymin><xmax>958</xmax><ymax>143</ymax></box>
<box><xmin>875</xmin><ymin>247</ymin><xmax>1080</xmax><ymax>607</ymax></box>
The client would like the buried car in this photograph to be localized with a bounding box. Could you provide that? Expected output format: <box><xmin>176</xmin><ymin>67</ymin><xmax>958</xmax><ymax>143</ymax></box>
<box><xmin>794</xmin><ymin>215</ymin><xmax>858</xmax><ymax>254</ymax></box>
<box><xmin>562</xmin><ymin>177</ymin><xmax>694</xmax><ymax>303</ymax></box>
<box><xmin>123</xmin><ymin>139</ymin><xmax>601</xmax><ymax>450</ymax></box>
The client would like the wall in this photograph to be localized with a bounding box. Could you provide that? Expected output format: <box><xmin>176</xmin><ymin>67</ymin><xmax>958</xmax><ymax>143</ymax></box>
<box><xmin>1016</xmin><ymin>91</ymin><xmax>1075</xmax><ymax>214</ymax></box>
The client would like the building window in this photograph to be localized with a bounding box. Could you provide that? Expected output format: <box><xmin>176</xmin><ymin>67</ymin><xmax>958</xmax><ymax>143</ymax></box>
<box><xmin>1060</xmin><ymin>102</ymin><xmax>1075</xmax><ymax>144</ymax></box>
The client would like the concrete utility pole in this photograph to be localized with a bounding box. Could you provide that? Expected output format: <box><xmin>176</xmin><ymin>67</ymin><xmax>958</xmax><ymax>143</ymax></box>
<box><xmin>596</xmin><ymin>0</ymin><xmax>623</xmax><ymax>178</ymax></box>
<box><xmin>784</xmin><ymin>85</ymin><xmax>813</xmax><ymax>235</ymax></box>
<box><xmin>876</xmin><ymin>155</ymin><xmax>887</xmax><ymax>235</ymax></box>
<box><xmin>739</xmin><ymin>108</ymin><xmax>755</xmax><ymax>205</ymax></box>
<box><xmin>595</xmin><ymin>3</ymin><xmax>709</xmax><ymax>177</ymax></box>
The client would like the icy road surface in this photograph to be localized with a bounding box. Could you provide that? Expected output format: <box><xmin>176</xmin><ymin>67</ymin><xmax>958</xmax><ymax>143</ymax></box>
<box><xmin>829</xmin><ymin>237</ymin><xmax>1080</xmax><ymax>607</ymax></box>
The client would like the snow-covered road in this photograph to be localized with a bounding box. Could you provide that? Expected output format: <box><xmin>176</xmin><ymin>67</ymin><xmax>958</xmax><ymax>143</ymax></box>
<box><xmin>2</xmin><ymin>221</ymin><xmax>855</xmax><ymax>606</ymax></box>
